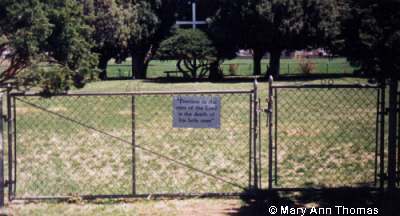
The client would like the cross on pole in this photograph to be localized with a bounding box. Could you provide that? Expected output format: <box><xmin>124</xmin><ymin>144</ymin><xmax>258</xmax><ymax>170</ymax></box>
<box><xmin>176</xmin><ymin>1</ymin><xmax>207</xmax><ymax>29</ymax></box>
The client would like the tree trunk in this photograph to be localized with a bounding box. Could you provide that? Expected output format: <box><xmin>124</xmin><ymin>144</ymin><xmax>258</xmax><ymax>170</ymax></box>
<box><xmin>192</xmin><ymin>58</ymin><xmax>198</xmax><ymax>79</ymax></box>
<box><xmin>98</xmin><ymin>54</ymin><xmax>110</xmax><ymax>80</ymax></box>
<box><xmin>208</xmin><ymin>60</ymin><xmax>223</xmax><ymax>81</ymax></box>
<box><xmin>253</xmin><ymin>49</ymin><xmax>265</xmax><ymax>76</ymax></box>
<box><xmin>267</xmin><ymin>49</ymin><xmax>282</xmax><ymax>79</ymax></box>
<box><xmin>132</xmin><ymin>51</ymin><xmax>148</xmax><ymax>79</ymax></box>
<box><xmin>177</xmin><ymin>59</ymin><xmax>190</xmax><ymax>79</ymax></box>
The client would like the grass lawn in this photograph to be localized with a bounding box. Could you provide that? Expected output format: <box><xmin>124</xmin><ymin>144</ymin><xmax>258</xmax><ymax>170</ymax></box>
<box><xmin>106</xmin><ymin>58</ymin><xmax>356</xmax><ymax>78</ymax></box>
<box><xmin>3</xmin><ymin>77</ymin><xmax>379</xmax><ymax>215</ymax></box>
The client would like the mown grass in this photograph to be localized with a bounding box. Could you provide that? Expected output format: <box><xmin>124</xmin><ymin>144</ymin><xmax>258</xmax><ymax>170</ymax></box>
<box><xmin>14</xmin><ymin>92</ymin><xmax>251</xmax><ymax>196</ymax></box>
<box><xmin>106</xmin><ymin>58</ymin><xmax>355</xmax><ymax>78</ymax></box>
<box><xmin>262</xmin><ymin>87</ymin><xmax>378</xmax><ymax>188</ymax></box>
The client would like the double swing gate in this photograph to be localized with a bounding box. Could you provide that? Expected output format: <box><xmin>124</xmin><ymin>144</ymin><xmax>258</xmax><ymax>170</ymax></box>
<box><xmin>0</xmin><ymin>78</ymin><xmax>395</xmax><ymax>204</ymax></box>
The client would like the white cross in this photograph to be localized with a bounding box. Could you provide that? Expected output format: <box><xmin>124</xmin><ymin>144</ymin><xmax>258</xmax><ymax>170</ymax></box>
<box><xmin>176</xmin><ymin>1</ymin><xmax>207</xmax><ymax>29</ymax></box>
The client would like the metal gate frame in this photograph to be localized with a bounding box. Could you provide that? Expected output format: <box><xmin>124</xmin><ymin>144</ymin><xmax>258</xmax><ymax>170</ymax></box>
<box><xmin>266</xmin><ymin>77</ymin><xmax>385</xmax><ymax>191</ymax></box>
<box><xmin>0</xmin><ymin>83</ymin><xmax>262</xmax><ymax>203</ymax></box>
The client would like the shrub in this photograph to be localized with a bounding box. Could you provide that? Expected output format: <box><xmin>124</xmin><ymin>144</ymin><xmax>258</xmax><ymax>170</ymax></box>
<box><xmin>228</xmin><ymin>64</ymin><xmax>239</xmax><ymax>76</ymax></box>
<box><xmin>156</xmin><ymin>29</ymin><xmax>218</xmax><ymax>79</ymax></box>
<box><xmin>296</xmin><ymin>55</ymin><xmax>316</xmax><ymax>75</ymax></box>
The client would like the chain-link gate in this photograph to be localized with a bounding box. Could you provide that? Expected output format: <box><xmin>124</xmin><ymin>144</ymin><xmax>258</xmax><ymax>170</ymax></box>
<box><xmin>266</xmin><ymin>79</ymin><xmax>384</xmax><ymax>190</ymax></box>
<box><xmin>2</xmin><ymin>87</ymin><xmax>261</xmax><ymax>201</ymax></box>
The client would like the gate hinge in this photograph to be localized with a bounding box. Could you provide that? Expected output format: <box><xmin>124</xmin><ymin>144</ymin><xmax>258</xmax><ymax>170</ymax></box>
<box><xmin>379</xmin><ymin>109</ymin><xmax>389</xmax><ymax>115</ymax></box>
<box><xmin>264</xmin><ymin>108</ymin><xmax>272</xmax><ymax>113</ymax></box>
<box><xmin>266</xmin><ymin>98</ymin><xmax>274</xmax><ymax>104</ymax></box>
<box><xmin>4</xmin><ymin>180</ymin><xmax>15</xmax><ymax>187</ymax></box>
<box><xmin>384</xmin><ymin>107</ymin><xmax>400</xmax><ymax>114</ymax></box>
<box><xmin>380</xmin><ymin>173</ymin><xmax>388</xmax><ymax>180</ymax></box>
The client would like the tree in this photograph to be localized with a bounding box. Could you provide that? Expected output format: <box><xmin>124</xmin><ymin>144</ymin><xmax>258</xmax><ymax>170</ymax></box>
<box><xmin>173</xmin><ymin>0</ymin><xmax>235</xmax><ymax>80</ymax></box>
<box><xmin>82</xmin><ymin>0</ymin><xmax>129</xmax><ymax>80</ymax></box>
<box><xmin>337</xmin><ymin>0</ymin><xmax>400</xmax><ymax>81</ymax></box>
<box><xmin>337</xmin><ymin>1</ymin><xmax>400</xmax><ymax>206</ymax></box>
<box><xmin>209</xmin><ymin>0</ymin><xmax>339</xmax><ymax>78</ymax></box>
<box><xmin>79</xmin><ymin>0</ymin><xmax>177</xmax><ymax>80</ymax></box>
<box><xmin>261</xmin><ymin>0</ymin><xmax>340</xmax><ymax>78</ymax></box>
<box><xmin>123</xmin><ymin>0</ymin><xmax>177</xmax><ymax>79</ymax></box>
<box><xmin>209</xmin><ymin>0</ymin><xmax>266</xmax><ymax>76</ymax></box>
<box><xmin>157</xmin><ymin>29</ymin><xmax>218</xmax><ymax>79</ymax></box>
<box><xmin>0</xmin><ymin>0</ymin><xmax>97</xmax><ymax>92</ymax></box>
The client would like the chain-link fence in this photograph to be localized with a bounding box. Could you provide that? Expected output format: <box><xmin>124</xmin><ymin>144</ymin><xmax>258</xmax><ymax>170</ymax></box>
<box><xmin>265</xmin><ymin>82</ymin><xmax>382</xmax><ymax>189</ymax></box>
<box><xmin>4</xmin><ymin>89</ymin><xmax>257</xmax><ymax>200</ymax></box>
<box><xmin>0</xmin><ymin>80</ymin><xmax>394</xmax><ymax>204</ymax></box>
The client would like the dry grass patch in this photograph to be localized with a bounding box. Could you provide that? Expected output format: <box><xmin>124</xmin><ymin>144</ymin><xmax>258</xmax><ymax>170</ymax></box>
<box><xmin>6</xmin><ymin>199</ymin><xmax>241</xmax><ymax>216</ymax></box>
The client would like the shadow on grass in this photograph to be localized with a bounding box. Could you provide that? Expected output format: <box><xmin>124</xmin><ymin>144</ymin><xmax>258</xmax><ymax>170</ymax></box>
<box><xmin>229</xmin><ymin>188</ymin><xmax>400</xmax><ymax>216</ymax></box>
<box><xmin>129</xmin><ymin>73</ymin><xmax>368</xmax><ymax>84</ymax></box>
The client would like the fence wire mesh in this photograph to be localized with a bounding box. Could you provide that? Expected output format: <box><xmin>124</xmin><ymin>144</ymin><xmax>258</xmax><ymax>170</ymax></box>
<box><xmin>11</xmin><ymin>92</ymin><xmax>252</xmax><ymax>198</ymax></box>
<box><xmin>267</xmin><ymin>86</ymin><xmax>380</xmax><ymax>189</ymax></box>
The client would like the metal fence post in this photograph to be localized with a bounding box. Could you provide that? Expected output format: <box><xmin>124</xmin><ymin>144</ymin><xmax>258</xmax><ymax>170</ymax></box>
<box><xmin>379</xmin><ymin>85</ymin><xmax>386</xmax><ymax>190</ymax></box>
<box><xmin>267</xmin><ymin>76</ymin><xmax>274</xmax><ymax>190</ymax></box>
<box><xmin>386</xmin><ymin>79</ymin><xmax>398</xmax><ymax>216</ymax></box>
<box><xmin>258</xmin><ymin>97</ymin><xmax>262</xmax><ymax>189</ymax></box>
<box><xmin>6</xmin><ymin>88</ymin><xmax>13</xmax><ymax>200</ymax></box>
<box><xmin>253</xmin><ymin>79</ymin><xmax>258</xmax><ymax>189</ymax></box>
<box><xmin>0</xmin><ymin>93</ymin><xmax>4</xmax><ymax>207</ymax></box>
<box><xmin>388</xmin><ymin>80</ymin><xmax>398</xmax><ymax>191</ymax></box>
<box><xmin>131</xmin><ymin>96</ymin><xmax>136</xmax><ymax>195</ymax></box>
<box><xmin>374</xmin><ymin>88</ymin><xmax>381</xmax><ymax>186</ymax></box>
<box><xmin>249</xmin><ymin>93</ymin><xmax>253</xmax><ymax>189</ymax></box>
<box><xmin>12</xmin><ymin>96</ymin><xmax>16</xmax><ymax>197</ymax></box>
<box><xmin>397</xmin><ymin>85</ymin><xmax>400</xmax><ymax>188</ymax></box>
<box><xmin>274</xmin><ymin>88</ymin><xmax>278</xmax><ymax>186</ymax></box>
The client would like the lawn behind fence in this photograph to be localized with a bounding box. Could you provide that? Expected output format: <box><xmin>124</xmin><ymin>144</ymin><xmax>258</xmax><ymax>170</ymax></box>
<box><xmin>106</xmin><ymin>58</ymin><xmax>355</xmax><ymax>78</ymax></box>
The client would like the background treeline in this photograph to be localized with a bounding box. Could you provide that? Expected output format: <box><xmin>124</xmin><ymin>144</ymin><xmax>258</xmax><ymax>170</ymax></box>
<box><xmin>0</xmin><ymin>0</ymin><xmax>399</xmax><ymax>92</ymax></box>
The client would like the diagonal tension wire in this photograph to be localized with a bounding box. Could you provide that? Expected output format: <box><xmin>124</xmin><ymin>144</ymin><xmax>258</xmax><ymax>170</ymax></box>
<box><xmin>16</xmin><ymin>97</ymin><xmax>245</xmax><ymax>190</ymax></box>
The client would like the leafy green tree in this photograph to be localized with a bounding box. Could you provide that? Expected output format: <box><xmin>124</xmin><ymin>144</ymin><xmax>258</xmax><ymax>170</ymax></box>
<box><xmin>260</xmin><ymin>0</ymin><xmax>340</xmax><ymax>78</ymax></box>
<box><xmin>82</xmin><ymin>0</ymin><xmax>130</xmax><ymax>80</ymax></box>
<box><xmin>209</xmin><ymin>0</ymin><xmax>264</xmax><ymax>76</ymax></box>
<box><xmin>173</xmin><ymin>0</ymin><xmax>234</xmax><ymax>80</ymax></box>
<box><xmin>0</xmin><ymin>0</ymin><xmax>97</xmax><ymax>92</ymax></box>
<box><xmin>157</xmin><ymin>29</ymin><xmax>218</xmax><ymax>79</ymax></box>
<box><xmin>337</xmin><ymin>0</ymin><xmax>400</xmax><ymax>81</ymax></box>
<box><xmin>210</xmin><ymin>0</ymin><xmax>339</xmax><ymax>77</ymax></box>
<box><xmin>80</xmin><ymin>0</ymin><xmax>176</xmax><ymax>80</ymax></box>
<box><xmin>336</xmin><ymin>1</ymin><xmax>400</xmax><ymax>206</ymax></box>
<box><xmin>123</xmin><ymin>0</ymin><xmax>177</xmax><ymax>79</ymax></box>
